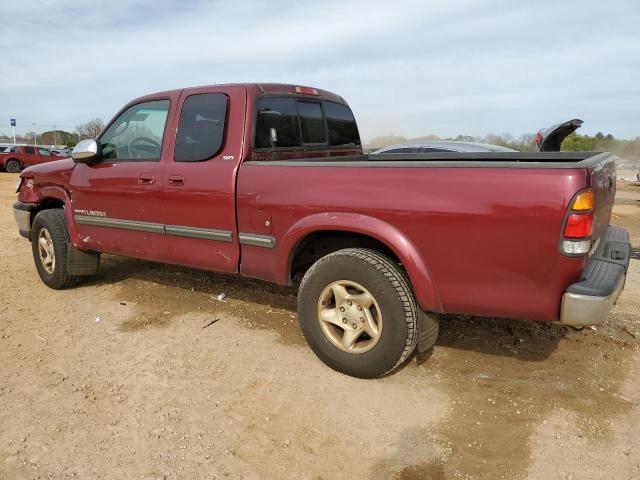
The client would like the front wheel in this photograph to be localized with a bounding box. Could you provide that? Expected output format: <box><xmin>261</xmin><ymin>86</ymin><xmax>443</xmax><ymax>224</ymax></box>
<box><xmin>5</xmin><ymin>159</ymin><xmax>21</xmax><ymax>173</ymax></box>
<box><xmin>31</xmin><ymin>209</ymin><xmax>81</xmax><ymax>289</ymax></box>
<box><xmin>297</xmin><ymin>248</ymin><xmax>419</xmax><ymax>378</ymax></box>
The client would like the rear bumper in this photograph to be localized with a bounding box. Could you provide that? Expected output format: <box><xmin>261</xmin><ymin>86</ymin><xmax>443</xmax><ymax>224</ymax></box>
<box><xmin>560</xmin><ymin>225</ymin><xmax>631</xmax><ymax>326</ymax></box>
<box><xmin>13</xmin><ymin>202</ymin><xmax>36</xmax><ymax>239</ymax></box>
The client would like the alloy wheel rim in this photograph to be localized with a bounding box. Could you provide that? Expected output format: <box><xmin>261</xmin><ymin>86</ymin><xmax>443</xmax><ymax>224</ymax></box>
<box><xmin>317</xmin><ymin>280</ymin><xmax>383</xmax><ymax>354</ymax></box>
<box><xmin>38</xmin><ymin>228</ymin><xmax>56</xmax><ymax>274</ymax></box>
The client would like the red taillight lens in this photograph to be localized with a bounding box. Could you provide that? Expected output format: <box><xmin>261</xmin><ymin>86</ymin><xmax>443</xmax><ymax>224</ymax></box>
<box><xmin>564</xmin><ymin>213</ymin><xmax>593</xmax><ymax>238</ymax></box>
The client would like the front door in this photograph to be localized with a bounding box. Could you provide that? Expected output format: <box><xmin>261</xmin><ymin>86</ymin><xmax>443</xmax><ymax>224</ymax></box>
<box><xmin>160</xmin><ymin>86</ymin><xmax>244</xmax><ymax>273</ymax></box>
<box><xmin>69</xmin><ymin>96</ymin><xmax>177</xmax><ymax>261</ymax></box>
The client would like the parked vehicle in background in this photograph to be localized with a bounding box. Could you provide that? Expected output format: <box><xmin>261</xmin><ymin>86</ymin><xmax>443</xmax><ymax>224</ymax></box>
<box><xmin>1</xmin><ymin>145</ymin><xmax>65</xmax><ymax>173</ymax></box>
<box><xmin>535</xmin><ymin>119</ymin><xmax>583</xmax><ymax>151</ymax></box>
<box><xmin>13</xmin><ymin>84</ymin><xmax>630</xmax><ymax>378</ymax></box>
<box><xmin>374</xmin><ymin>141</ymin><xmax>516</xmax><ymax>154</ymax></box>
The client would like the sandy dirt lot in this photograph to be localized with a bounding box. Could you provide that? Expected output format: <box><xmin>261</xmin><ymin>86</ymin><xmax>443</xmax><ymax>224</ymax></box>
<box><xmin>1</xmin><ymin>173</ymin><xmax>639</xmax><ymax>480</ymax></box>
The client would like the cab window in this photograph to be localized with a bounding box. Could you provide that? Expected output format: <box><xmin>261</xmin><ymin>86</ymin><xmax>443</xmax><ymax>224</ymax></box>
<box><xmin>99</xmin><ymin>99</ymin><xmax>170</xmax><ymax>162</ymax></box>
<box><xmin>298</xmin><ymin>101</ymin><xmax>326</xmax><ymax>144</ymax></box>
<box><xmin>255</xmin><ymin>98</ymin><xmax>300</xmax><ymax>148</ymax></box>
<box><xmin>324</xmin><ymin>102</ymin><xmax>360</xmax><ymax>147</ymax></box>
<box><xmin>175</xmin><ymin>93</ymin><xmax>227</xmax><ymax>162</ymax></box>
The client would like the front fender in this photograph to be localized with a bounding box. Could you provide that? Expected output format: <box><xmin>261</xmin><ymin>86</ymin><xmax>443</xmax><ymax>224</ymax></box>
<box><xmin>20</xmin><ymin>184</ymin><xmax>81</xmax><ymax>248</ymax></box>
<box><xmin>278</xmin><ymin>212</ymin><xmax>443</xmax><ymax>313</ymax></box>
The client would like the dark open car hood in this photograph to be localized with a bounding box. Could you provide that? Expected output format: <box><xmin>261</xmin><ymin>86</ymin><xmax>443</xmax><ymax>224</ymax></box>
<box><xmin>535</xmin><ymin>119</ymin><xmax>583</xmax><ymax>152</ymax></box>
<box><xmin>536</xmin><ymin>118</ymin><xmax>583</xmax><ymax>152</ymax></box>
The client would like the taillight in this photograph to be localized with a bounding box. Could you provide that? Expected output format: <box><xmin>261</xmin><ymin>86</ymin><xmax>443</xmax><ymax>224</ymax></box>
<box><xmin>561</xmin><ymin>188</ymin><xmax>594</xmax><ymax>256</ymax></box>
<box><xmin>564</xmin><ymin>214</ymin><xmax>593</xmax><ymax>238</ymax></box>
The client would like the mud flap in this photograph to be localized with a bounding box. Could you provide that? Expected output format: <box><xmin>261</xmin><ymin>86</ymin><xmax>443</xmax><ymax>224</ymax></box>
<box><xmin>67</xmin><ymin>243</ymin><xmax>100</xmax><ymax>275</ymax></box>
<box><xmin>418</xmin><ymin>311</ymin><xmax>440</xmax><ymax>353</ymax></box>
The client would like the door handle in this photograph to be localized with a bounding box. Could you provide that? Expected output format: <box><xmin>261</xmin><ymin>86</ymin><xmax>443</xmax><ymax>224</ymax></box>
<box><xmin>138</xmin><ymin>173</ymin><xmax>155</xmax><ymax>185</ymax></box>
<box><xmin>168</xmin><ymin>175</ymin><xmax>184</xmax><ymax>186</ymax></box>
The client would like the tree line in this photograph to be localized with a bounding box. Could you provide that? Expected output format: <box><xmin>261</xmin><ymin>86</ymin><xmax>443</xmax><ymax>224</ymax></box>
<box><xmin>0</xmin><ymin>118</ymin><xmax>105</xmax><ymax>147</ymax></box>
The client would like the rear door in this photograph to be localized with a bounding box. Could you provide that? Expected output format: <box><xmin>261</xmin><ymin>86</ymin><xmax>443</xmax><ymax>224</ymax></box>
<box><xmin>160</xmin><ymin>86</ymin><xmax>245</xmax><ymax>273</ymax></box>
<box><xmin>22</xmin><ymin>146</ymin><xmax>38</xmax><ymax>167</ymax></box>
<box><xmin>35</xmin><ymin>148</ymin><xmax>55</xmax><ymax>166</ymax></box>
<box><xmin>70</xmin><ymin>95</ymin><xmax>178</xmax><ymax>260</ymax></box>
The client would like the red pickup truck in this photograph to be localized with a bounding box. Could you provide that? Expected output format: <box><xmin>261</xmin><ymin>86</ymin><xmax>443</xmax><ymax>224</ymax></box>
<box><xmin>1</xmin><ymin>145</ymin><xmax>66</xmax><ymax>173</ymax></box>
<box><xmin>13</xmin><ymin>83</ymin><xmax>631</xmax><ymax>378</ymax></box>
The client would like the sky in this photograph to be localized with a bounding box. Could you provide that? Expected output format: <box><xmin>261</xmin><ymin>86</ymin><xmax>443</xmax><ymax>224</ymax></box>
<box><xmin>1</xmin><ymin>0</ymin><xmax>639</xmax><ymax>142</ymax></box>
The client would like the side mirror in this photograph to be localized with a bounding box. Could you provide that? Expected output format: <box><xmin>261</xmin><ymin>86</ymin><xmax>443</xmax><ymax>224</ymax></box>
<box><xmin>71</xmin><ymin>139</ymin><xmax>102</xmax><ymax>164</ymax></box>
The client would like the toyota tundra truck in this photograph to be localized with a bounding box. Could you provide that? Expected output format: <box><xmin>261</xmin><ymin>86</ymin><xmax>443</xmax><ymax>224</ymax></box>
<box><xmin>13</xmin><ymin>83</ymin><xmax>631</xmax><ymax>378</ymax></box>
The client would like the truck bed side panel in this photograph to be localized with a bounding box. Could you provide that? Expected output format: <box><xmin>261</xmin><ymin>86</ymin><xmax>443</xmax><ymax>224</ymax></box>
<box><xmin>236</xmin><ymin>164</ymin><xmax>589</xmax><ymax>321</ymax></box>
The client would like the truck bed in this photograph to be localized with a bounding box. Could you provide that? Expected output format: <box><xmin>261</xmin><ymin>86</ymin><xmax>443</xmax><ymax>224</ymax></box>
<box><xmin>246</xmin><ymin>151</ymin><xmax>610</xmax><ymax>168</ymax></box>
<box><xmin>238</xmin><ymin>150</ymin><xmax>618</xmax><ymax>322</ymax></box>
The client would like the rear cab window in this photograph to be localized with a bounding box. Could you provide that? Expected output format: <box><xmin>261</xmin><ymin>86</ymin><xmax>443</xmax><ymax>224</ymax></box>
<box><xmin>253</xmin><ymin>96</ymin><xmax>360</xmax><ymax>154</ymax></box>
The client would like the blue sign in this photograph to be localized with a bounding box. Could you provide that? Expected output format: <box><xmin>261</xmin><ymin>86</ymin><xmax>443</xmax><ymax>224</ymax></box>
<box><xmin>10</xmin><ymin>119</ymin><xmax>16</xmax><ymax>127</ymax></box>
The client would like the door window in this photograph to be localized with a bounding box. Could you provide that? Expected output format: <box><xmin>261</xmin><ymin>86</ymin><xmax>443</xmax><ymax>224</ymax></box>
<box><xmin>174</xmin><ymin>93</ymin><xmax>228</xmax><ymax>162</ymax></box>
<box><xmin>99</xmin><ymin>99</ymin><xmax>170</xmax><ymax>162</ymax></box>
<box><xmin>38</xmin><ymin>149</ymin><xmax>52</xmax><ymax>156</ymax></box>
<box><xmin>24</xmin><ymin>147</ymin><xmax>35</xmax><ymax>154</ymax></box>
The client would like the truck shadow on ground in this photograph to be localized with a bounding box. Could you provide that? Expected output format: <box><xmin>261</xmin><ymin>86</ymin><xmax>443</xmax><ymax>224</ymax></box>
<box><xmin>86</xmin><ymin>255</ymin><xmax>567</xmax><ymax>361</ymax></box>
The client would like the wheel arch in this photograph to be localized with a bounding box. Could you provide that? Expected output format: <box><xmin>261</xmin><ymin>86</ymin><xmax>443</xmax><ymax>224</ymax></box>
<box><xmin>280</xmin><ymin>212</ymin><xmax>443</xmax><ymax>313</ymax></box>
<box><xmin>29</xmin><ymin>187</ymin><xmax>80</xmax><ymax>247</ymax></box>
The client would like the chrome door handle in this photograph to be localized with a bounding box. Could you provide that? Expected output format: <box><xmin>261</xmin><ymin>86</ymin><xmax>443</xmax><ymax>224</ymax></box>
<box><xmin>138</xmin><ymin>173</ymin><xmax>155</xmax><ymax>185</ymax></box>
<box><xmin>168</xmin><ymin>175</ymin><xmax>184</xmax><ymax>186</ymax></box>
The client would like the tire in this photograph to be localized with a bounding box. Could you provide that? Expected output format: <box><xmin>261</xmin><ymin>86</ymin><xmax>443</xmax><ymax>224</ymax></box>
<box><xmin>297</xmin><ymin>248</ymin><xmax>419</xmax><ymax>378</ymax></box>
<box><xmin>5</xmin><ymin>159</ymin><xmax>21</xmax><ymax>173</ymax></box>
<box><xmin>31</xmin><ymin>209</ymin><xmax>81</xmax><ymax>289</ymax></box>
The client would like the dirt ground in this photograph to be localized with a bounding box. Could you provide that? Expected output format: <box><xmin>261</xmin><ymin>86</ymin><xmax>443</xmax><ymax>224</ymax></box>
<box><xmin>1</xmin><ymin>172</ymin><xmax>639</xmax><ymax>480</ymax></box>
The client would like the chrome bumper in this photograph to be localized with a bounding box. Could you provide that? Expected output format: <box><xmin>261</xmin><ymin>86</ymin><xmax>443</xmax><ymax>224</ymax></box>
<box><xmin>13</xmin><ymin>202</ymin><xmax>36</xmax><ymax>239</ymax></box>
<box><xmin>560</xmin><ymin>275</ymin><xmax>625</xmax><ymax>326</ymax></box>
<box><xmin>560</xmin><ymin>225</ymin><xmax>630</xmax><ymax>326</ymax></box>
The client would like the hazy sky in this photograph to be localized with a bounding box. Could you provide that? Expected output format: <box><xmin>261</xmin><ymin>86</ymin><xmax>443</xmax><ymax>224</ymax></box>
<box><xmin>1</xmin><ymin>0</ymin><xmax>639</xmax><ymax>141</ymax></box>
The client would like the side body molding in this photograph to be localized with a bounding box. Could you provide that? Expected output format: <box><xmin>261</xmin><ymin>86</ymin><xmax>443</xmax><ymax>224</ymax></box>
<box><xmin>277</xmin><ymin>212</ymin><xmax>443</xmax><ymax>313</ymax></box>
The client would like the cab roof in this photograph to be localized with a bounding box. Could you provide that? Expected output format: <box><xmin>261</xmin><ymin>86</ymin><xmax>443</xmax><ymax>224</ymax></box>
<box><xmin>136</xmin><ymin>83</ymin><xmax>347</xmax><ymax>104</ymax></box>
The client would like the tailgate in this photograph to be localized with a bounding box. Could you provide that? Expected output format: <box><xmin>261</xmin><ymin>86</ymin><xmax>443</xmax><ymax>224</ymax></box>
<box><xmin>588</xmin><ymin>153</ymin><xmax>618</xmax><ymax>255</ymax></box>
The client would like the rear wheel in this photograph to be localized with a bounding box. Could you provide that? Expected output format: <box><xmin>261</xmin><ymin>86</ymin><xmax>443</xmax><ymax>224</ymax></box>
<box><xmin>31</xmin><ymin>209</ymin><xmax>81</xmax><ymax>289</ymax></box>
<box><xmin>5</xmin><ymin>159</ymin><xmax>21</xmax><ymax>173</ymax></box>
<box><xmin>297</xmin><ymin>248</ymin><xmax>419</xmax><ymax>378</ymax></box>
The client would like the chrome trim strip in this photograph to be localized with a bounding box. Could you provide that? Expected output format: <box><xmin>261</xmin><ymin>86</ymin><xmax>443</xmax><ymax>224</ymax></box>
<box><xmin>74</xmin><ymin>215</ymin><xmax>165</xmax><ymax>234</ymax></box>
<box><xmin>74</xmin><ymin>214</ymin><xmax>234</xmax><ymax>242</ymax></box>
<box><xmin>165</xmin><ymin>225</ymin><xmax>233</xmax><ymax>242</ymax></box>
<box><xmin>238</xmin><ymin>233</ymin><xmax>277</xmax><ymax>248</ymax></box>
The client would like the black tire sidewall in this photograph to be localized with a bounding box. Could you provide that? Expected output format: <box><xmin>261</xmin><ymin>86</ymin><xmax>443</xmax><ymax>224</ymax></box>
<box><xmin>31</xmin><ymin>211</ymin><xmax>70</xmax><ymax>289</ymax></box>
<box><xmin>298</xmin><ymin>252</ymin><xmax>413</xmax><ymax>378</ymax></box>
<box><xmin>6</xmin><ymin>160</ymin><xmax>21</xmax><ymax>173</ymax></box>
